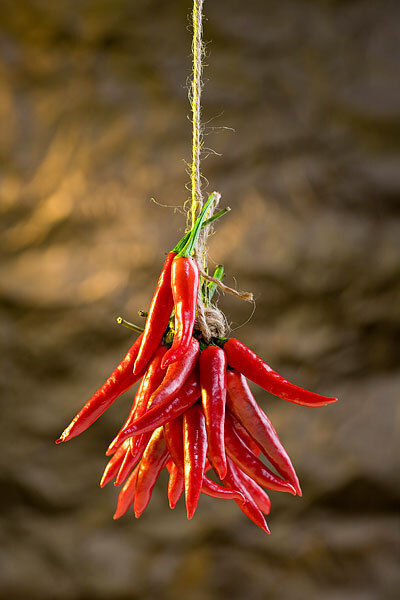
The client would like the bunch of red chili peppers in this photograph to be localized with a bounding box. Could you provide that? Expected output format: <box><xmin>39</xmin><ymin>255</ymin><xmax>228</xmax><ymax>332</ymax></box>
<box><xmin>57</xmin><ymin>194</ymin><xmax>337</xmax><ymax>533</ymax></box>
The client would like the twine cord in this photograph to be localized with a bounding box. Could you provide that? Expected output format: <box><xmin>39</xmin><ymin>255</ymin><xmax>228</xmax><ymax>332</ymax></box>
<box><xmin>190</xmin><ymin>0</ymin><xmax>204</xmax><ymax>230</ymax></box>
<box><xmin>188</xmin><ymin>0</ymin><xmax>253</xmax><ymax>340</ymax></box>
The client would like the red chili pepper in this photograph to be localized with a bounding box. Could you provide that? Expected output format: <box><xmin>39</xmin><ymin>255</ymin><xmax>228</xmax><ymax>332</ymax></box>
<box><xmin>149</xmin><ymin>337</ymin><xmax>199</xmax><ymax>409</ymax></box>
<box><xmin>229</xmin><ymin>411</ymin><xmax>261</xmax><ymax>457</ymax></box>
<box><xmin>100</xmin><ymin>440</ymin><xmax>131</xmax><ymax>488</ymax></box>
<box><xmin>224</xmin><ymin>458</ymin><xmax>270</xmax><ymax>534</ymax></box>
<box><xmin>113</xmin><ymin>464</ymin><xmax>140</xmax><ymax>519</ymax></box>
<box><xmin>161</xmin><ymin>256</ymin><xmax>199</xmax><ymax>370</ymax></box>
<box><xmin>224</xmin><ymin>338</ymin><xmax>337</xmax><ymax>407</ymax></box>
<box><xmin>164</xmin><ymin>415</ymin><xmax>242</xmax><ymax>501</ymax></box>
<box><xmin>56</xmin><ymin>334</ymin><xmax>144</xmax><ymax>444</ymax></box>
<box><xmin>106</xmin><ymin>346</ymin><xmax>167</xmax><ymax>456</ymax></box>
<box><xmin>115</xmin><ymin>371</ymin><xmax>201</xmax><ymax>444</ymax></box>
<box><xmin>167</xmin><ymin>460</ymin><xmax>184</xmax><ymax>509</ymax></box>
<box><xmin>133</xmin><ymin>253</ymin><xmax>175</xmax><ymax>375</ymax></box>
<box><xmin>226</xmin><ymin>369</ymin><xmax>302</xmax><ymax>496</ymax></box>
<box><xmin>183</xmin><ymin>404</ymin><xmax>208</xmax><ymax>519</ymax></box>
<box><xmin>233</xmin><ymin>466</ymin><xmax>271</xmax><ymax>515</ymax></box>
<box><xmin>200</xmin><ymin>345</ymin><xmax>227</xmax><ymax>479</ymax></box>
<box><xmin>224</xmin><ymin>411</ymin><xmax>296</xmax><ymax>495</ymax></box>
<box><xmin>160</xmin><ymin>194</ymin><xmax>215</xmax><ymax>370</ymax></box>
<box><xmin>164</xmin><ymin>416</ymin><xmax>184</xmax><ymax>469</ymax></box>
<box><xmin>134</xmin><ymin>427</ymin><xmax>170</xmax><ymax>518</ymax></box>
<box><xmin>201</xmin><ymin>477</ymin><xmax>245</xmax><ymax>502</ymax></box>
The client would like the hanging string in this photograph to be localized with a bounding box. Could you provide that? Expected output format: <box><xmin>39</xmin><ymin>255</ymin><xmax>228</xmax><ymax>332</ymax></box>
<box><xmin>189</xmin><ymin>0</ymin><xmax>205</xmax><ymax>229</ymax></box>
<box><xmin>187</xmin><ymin>0</ymin><xmax>254</xmax><ymax>340</ymax></box>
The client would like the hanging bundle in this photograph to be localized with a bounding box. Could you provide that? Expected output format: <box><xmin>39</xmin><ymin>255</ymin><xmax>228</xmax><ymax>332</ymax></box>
<box><xmin>56</xmin><ymin>0</ymin><xmax>338</xmax><ymax>533</ymax></box>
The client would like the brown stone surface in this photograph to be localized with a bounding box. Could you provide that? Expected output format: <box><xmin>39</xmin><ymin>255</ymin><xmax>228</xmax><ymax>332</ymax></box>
<box><xmin>0</xmin><ymin>1</ymin><xmax>399</xmax><ymax>598</ymax></box>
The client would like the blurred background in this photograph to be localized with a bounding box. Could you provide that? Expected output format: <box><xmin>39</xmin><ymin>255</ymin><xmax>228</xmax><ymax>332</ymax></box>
<box><xmin>1</xmin><ymin>0</ymin><xmax>399</xmax><ymax>598</ymax></box>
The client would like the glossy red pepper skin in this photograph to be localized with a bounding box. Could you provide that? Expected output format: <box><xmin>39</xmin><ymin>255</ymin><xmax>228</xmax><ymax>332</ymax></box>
<box><xmin>113</xmin><ymin>464</ymin><xmax>140</xmax><ymax>519</ymax></box>
<box><xmin>161</xmin><ymin>256</ymin><xmax>199</xmax><ymax>369</ymax></box>
<box><xmin>183</xmin><ymin>404</ymin><xmax>208</xmax><ymax>519</ymax></box>
<box><xmin>134</xmin><ymin>427</ymin><xmax>170</xmax><ymax>518</ymax></box>
<box><xmin>56</xmin><ymin>334</ymin><xmax>144</xmax><ymax>444</ymax></box>
<box><xmin>106</xmin><ymin>346</ymin><xmax>167</xmax><ymax>456</ymax></box>
<box><xmin>200</xmin><ymin>345</ymin><xmax>227</xmax><ymax>479</ymax></box>
<box><xmin>201</xmin><ymin>477</ymin><xmax>244</xmax><ymax>502</ymax></box>
<box><xmin>167</xmin><ymin>461</ymin><xmax>184</xmax><ymax>509</ymax></box>
<box><xmin>224</xmin><ymin>338</ymin><xmax>337</xmax><ymax>407</ymax></box>
<box><xmin>226</xmin><ymin>369</ymin><xmax>302</xmax><ymax>496</ymax></box>
<box><xmin>224</xmin><ymin>412</ymin><xmax>296</xmax><ymax>495</ymax></box>
<box><xmin>133</xmin><ymin>253</ymin><xmax>175</xmax><ymax>375</ymax></box>
<box><xmin>148</xmin><ymin>338</ymin><xmax>199</xmax><ymax>410</ymax></box>
<box><xmin>224</xmin><ymin>458</ymin><xmax>270</xmax><ymax>534</ymax></box>
<box><xmin>229</xmin><ymin>411</ymin><xmax>261</xmax><ymax>457</ymax></box>
<box><xmin>164</xmin><ymin>416</ymin><xmax>242</xmax><ymax>501</ymax></box>
<box><xmin>100</xmin><ymin>440</ymin><xmax>131</xmax><ymax>488</ymax></box>
<box><xmin>234</xmin><ymin>467</ymin><xmax>271</xmax><ymax>515</ymax></box>
<box><xmin>115</xmin><ymin>372</ymin><xmax>201</xmax><ymax>444</ymax></box>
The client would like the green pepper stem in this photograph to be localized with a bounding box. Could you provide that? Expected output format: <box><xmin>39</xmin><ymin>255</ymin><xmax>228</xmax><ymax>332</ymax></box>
<box><xmin>116</xmin><ymin>317</ymin><xmax>144</xmax><ymax>334</ymax></box>
<box><xmin>178</xmin><ymin>192</ymin><xmax>217</xmax><ymax>257</ymax></box>
<box><xmin>207</xmin><ymin>264</ymin><xmax>224</xmax><ymax>302</ymax></box>
<box><xmin>138</xmin><ymin>310</ymin><xmax>148</xmax><ymax>318</ymax></box>
<box><xmin>173</xmin><ymin>204</ymin><xmax>230</xmax><ymax>254</ymax></box>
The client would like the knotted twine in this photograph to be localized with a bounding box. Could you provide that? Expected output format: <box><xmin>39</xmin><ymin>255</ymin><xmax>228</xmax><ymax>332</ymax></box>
<box><xmin>188</xmin><ymin>0</ymin><xmax>253</xmax><ymax>342</ymax></box>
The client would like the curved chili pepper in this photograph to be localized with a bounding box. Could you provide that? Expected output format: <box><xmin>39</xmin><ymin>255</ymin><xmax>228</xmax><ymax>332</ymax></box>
<box><xmin>149</xmin><ymin>337</ymin><xmax>199</xmax><ymax>409</ymax></box>
<box><xmin>115</xmin><ymin>372</ymin><xmax>201</xmax><ymax>445</ymax></box>
<box><xmin>134</xmin><ymin>427</ymin><xmax>170</xmax><ymax>518</ymax></box>
<box><xmin>224</xmin><ymin>411</ymin><xmax>296</xmax><ymax>495</ymax></box>
<box><xmin>167</xmin><ymin>461</ymin><xmax>184</xmax><ymax>509</ymax></box>
<box><xmin>100</xmin><ymin>440</ymin><xmax>131</xmax><ymax>488</ymax></box>
<box><xmin>164</xmin><ymin>415</ymin><xmax>240</xmax><ymax>500</ymax></box>
<box><xmin>229</xmin><ymin>411</ymin><xmax>261</xmax><ymax>457</ymax></box>
<box><xmin>233</xmin><ymin>466</ymin><xmax>271</xmax><ymax>515</ymax></box>
<box><xmin>200</xmin><ymin>345</ymin><xmax>227</xmax><ymax>479</ymax></box>
<box><xmin>183</xmin><ymin>404</ymin><xmax>208</xmax><ymax>519</ymax></box>
<box><xmin>114</xmin><ymin>435</ymin><xmax>152</xmax><ymax>487</ymax></box>
<box><xmin>226</xmin><ymin>369</ymin><xmax>302</xmax><ymax>496</ymax></box>
<box><xmin>113</xmin><ymin>465</ymin><xmax>140</xmax><ymax>519</ymax></box>
<box><xmin>224</xmin><ymin>338</ymin><xmax>337</xmax><ymax>407</ymax></box>
<box><xmin>161</xmin><ymin>256</ymin><xmax>199</xmax><ymax>369</ymax></box>
<box><xmin>201</xmin><ymin>477</ymin><xmax>245</xmax><ymax>502</ymax></box>
<box><xmin>106</xmin><ymin>346</ymin><xmax>167</xmax><ymax>456</ymax></box>
<box><xmin>133</xmin><ymin>253</ymin><xmax>175</xmax><ymax>375</ymax></box>
<box><xmin>56</xmin><ymin>334</ymin><xmax>144</xmax><ymax>444</ymax></box>
<box><xmin>224</xmin><ymin>457</ymin><xmax>270</xmax><ymax>533</ymax></box>
<box><xmin>160</xmin><ymin>194</ymin><xmax>216</xmax><ymax>370</ymax></box>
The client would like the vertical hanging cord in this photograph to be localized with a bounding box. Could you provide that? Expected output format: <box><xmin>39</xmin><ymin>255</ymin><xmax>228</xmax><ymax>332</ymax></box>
<box><xmin>187</xmin><ymin>0</ymin><xmax>253</xmax><ymax>340</ymax></box>
<box><xmin>190</xmin><ymin>0</ymin><xmax>204</xmax><ymax>229</ymax></box>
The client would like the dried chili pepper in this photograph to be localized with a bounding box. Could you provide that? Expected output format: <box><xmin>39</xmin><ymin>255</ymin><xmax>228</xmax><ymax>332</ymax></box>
<box><xmin>115</xmin><ymin>371</ymin><xmax>201</xmax><ymax>445</ymax></box>
<box><xmin>167</xmin><ymin>461</ymin><xmax>184</xmax><ymax>509</ymax></box>
<box><xmin>148</xmin><ymin>337</ymin><xmax>199</xmax><ymax>409</ymax></box>
<box><xmin>224</xmin><ymin>338</ymin><xmax>337</xmax><ymax>407</ymax></box>
<box><xmin>183</xmin><ymin>404</ymin><xmax>208</xmax><ymax>519</ymax></box>
<box><xmin>133</xmin><ymin>254</ymin><xmax>175</xmax><ymax>375</ymax></box>
<box><xmin>161</xmin><ymin>195</ymin><xmax>215</xmax><ymax>369</ymax></box>
<box><xmin>100</xmin><ymin>440</ymin><xmax>131</xmax><ymax>488</ymax></box>
<box><xmin>230</xmin><ymin>460</ymin><xmax>271</xmax><ymax>515</ymax></box>
<box><xmin>134</xmin><ymin>427</ymin><xmax>170</xmax><ymax>518</ymax></box>
<box><xmin>113</xmin><ymin>465</ymin><xmax>140</xmax><ymax>519</ymax></box>
<box><xmin>200</xmin><ymin>345</ymin><xmax>227</xmax><ymax>479</ymax></box>
<box><xmin>224</xmin><ymin>411</ymin><xmax>296</xmax><ymax>494</ymax></box>
<box><xmin>229</xmin><ymin>411</ymin><xmax>261</xmax><ymax>457</ymax></box>
<box><xmin>164</xmin><ymin>415</ymin><xmax>244</xmax><ymax>502</ymax></box>
<box><xmin>224</xmin><ymin>458</ymin><xmax>270</xmax><ymax>534</ymax></box>
<box><xmin>106</xmin><ymin>345</ymin><xmax>167</xmax><ymax>456</ymax></box>
<box><xmin>226</xmin><ymin>369</ymin><xmax>302</xmax><ymax>495</ymax></box>
<box><xmin>56</xmin><ymin>334</ymin><xmax>144</xmax><ymax>444</ymax></box>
